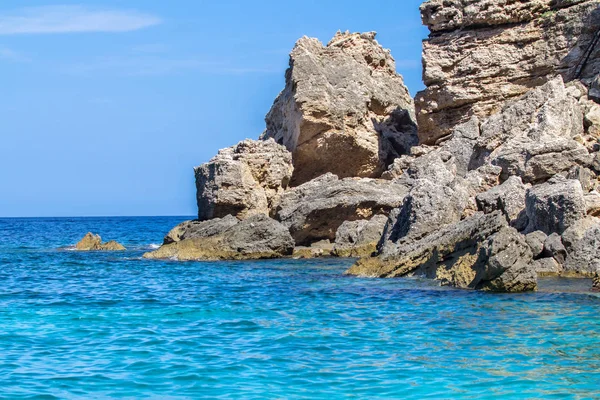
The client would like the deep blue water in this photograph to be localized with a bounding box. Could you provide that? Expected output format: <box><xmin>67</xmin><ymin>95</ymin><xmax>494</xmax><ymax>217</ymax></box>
<box><xmin>1</xmin><ymin>217</ymin><xmax>599</xmax><ymax>399</ymax></box>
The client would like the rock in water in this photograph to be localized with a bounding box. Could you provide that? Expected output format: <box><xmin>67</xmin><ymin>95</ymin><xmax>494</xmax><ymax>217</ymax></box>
<box><xmin>263</xmin><ymin>31</ymin><xmax>417</xmax><ymax>185</ymax></box>
<box><xmin>274</xmin><ymin>173</ymin><xmax>409</xmax><ymax>246</ymax></box>
<box><xmin>143</xmin><ymin>214</ymin><xmax>294</xmax><ymax>261</ymax></box>
<box><xmin>417</xmin><ymin>0</ymin><xmax>600</xmax><ymax>144</ymax></box>
<box><xmin>346</xmin><ymin>212</ymin><xmax>537</xmax><ymax>292</ymax></box>
<box><xmin>75</xmin><ymin>232</ymin><xmax>126</xmax><ymax>251</ymax></box>
<box><xmin>195</xmin><ymin>139</ymin><xmax>293</xmax><ymax>221</ymax></box>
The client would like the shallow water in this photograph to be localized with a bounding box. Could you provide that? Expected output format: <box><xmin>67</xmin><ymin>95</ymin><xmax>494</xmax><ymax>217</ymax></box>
<box><xmin>0</xmin><ymin>217</ymin><xmax>599</xmax><ymax>399</ymax></box>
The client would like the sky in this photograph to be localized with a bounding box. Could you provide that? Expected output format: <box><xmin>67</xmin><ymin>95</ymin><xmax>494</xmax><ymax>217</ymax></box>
<box><xmin>0</xmin><ymin>0</ymin><xmax>429</xmax><ymax>217</ymax></box>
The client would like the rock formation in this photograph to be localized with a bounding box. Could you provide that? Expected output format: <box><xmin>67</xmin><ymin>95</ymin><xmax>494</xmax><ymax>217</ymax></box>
<box><xmin>262</xmin><ymin>31</ymin><xmax>417</xmax><ymax>185</ymax></box>
<box><xmin>75</xmin><ymin>233</ymin><xmax>126</xmax><ymax>251</ymax></box>
<box><xmin>274</xmin><ymin>173</ymin><xmax>408</xmax><ymax>246</ymax></box>
<box><xmin>417</xmin><ymin>0</ymin><xmax>600</xmax><ymax>144</ymax></box>
<box><xmin>333</xmin><ymin>214</ymin><xmax>388</xmax><ymax>257</ymax></box>
<box><xmin>143</xmin><ymin>214</ymin><xmax>294</xmax><ymax>261</ymax></box>
<box><xmin>195</xmin><ymin>139</ymin><xmax>293</xmax><ymax>221</ymax></box>
<box><xmin>148</xmin><ymin>4</ymin><xmax>600</xmax><ymax>293</ymax></box>
<box><xmin>347</xmin><ymin>212</ymin><xmax>537</xmax><ymax>292</ymax></box>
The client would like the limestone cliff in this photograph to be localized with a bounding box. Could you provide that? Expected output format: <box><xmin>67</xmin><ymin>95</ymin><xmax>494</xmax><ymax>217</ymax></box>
<box><xmin>417</xmin><ymin>0</ymin><xmax>600</xmax><ymax>144</ymax></box>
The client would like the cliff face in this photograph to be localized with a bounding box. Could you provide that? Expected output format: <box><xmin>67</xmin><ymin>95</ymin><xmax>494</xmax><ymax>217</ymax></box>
<box><xmin>417</xmin><ymin>0</ymin><xmax>600</xmax><ymax>144</ymax></box>
<box><xmin>263</xmin><ymin>31</ymin><xmax>417</xmax><ymax>186</ymax></box>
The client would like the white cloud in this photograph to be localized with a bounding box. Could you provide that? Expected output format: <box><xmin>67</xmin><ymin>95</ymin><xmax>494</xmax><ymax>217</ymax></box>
<box><xmin>0</xmin><ymin>5</ymin><xmax>161</xmax><ymax>35</ymax></box>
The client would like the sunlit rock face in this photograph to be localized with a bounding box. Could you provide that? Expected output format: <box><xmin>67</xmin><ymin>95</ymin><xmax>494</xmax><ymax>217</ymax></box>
<box><xmin>416</xmin><ymin>0</ymin><xmax>600</xmax><ymax>144</ymax></box>
<box><xmin>263</xmin><ymin>31</ymin><xmax>417</xmax><ymax>186</ymax></box>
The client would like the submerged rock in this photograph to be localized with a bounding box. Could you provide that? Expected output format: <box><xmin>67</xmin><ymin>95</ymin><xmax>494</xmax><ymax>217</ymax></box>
<box><xmin>347</xmin><ymin>212</ymin><xmax>537</xmax><ymax>293</ymax></box>
<box><xmin>144</xmin><ymin>214</ymin><xmax>294</xmax><ymax>261</ymax></box>
<box><xmin>195</xmin><ymin>139</ymin><xmax>293</xmax><ymax>221</ymax></box>
<box><xmin>75</xmin><ymin>232</ymin><xmax>126</xmax><ymax>251</ymax></box>
<box><xmin>263</xmin><ymin>31</ymin><xmax>417</xmax><ymax>185</ymax></box>
<box><xmin>274</xmin><ymin>173</ymin><xmax>408</xmax><ymax>246</ymax></box>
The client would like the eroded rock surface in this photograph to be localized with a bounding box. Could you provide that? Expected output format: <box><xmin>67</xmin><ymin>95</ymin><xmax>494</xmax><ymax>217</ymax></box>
<box><xmin>525</xmin><ymin>177</ymin><xmax>587</xmax><ymax>235</ymax></box>
<box><xmin>333</xmin><ymin>214</ymin><xmax>388</xmax><ymax>257</ymax></box>
<box><xmin>144</xmin><ymin>214</ymin><xmax>294</xmax><ymax>261</ymax></box>
<box><xmin>417</xmin><ymin>0</ymin><xmax>600</xmax><ymax>144</ymax></box>
<box><xmin>347</xmin><ymin>212</ymin><xmax>537</xmax><ymax>292</ymax></box>
<box><xmin>275</xmin><ymin>173</ymin><xmax>408</xmax><ymax>246</ymax></box>
<box><xmin>263</xmin><ymin>31</ymin><xmax>417</xmax><ymax>185</ymax></box>
<box><xmin>195</xmin><ymin>139</ymin><xmax>293</xmax><ymax>221</ymax></box>
<box><xmin>75</xmin><ymin>233</ymin><xmax>126</xmax><ymax>251</ymax></box>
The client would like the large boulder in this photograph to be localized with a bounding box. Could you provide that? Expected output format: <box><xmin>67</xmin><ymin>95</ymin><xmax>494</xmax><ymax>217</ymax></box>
<box><xmin>262</xmin><ymin>31</ymin><xmax>417</xmax><ymax>185</ymax></box>
<box><xmin>195</xmin><ymin>139</ymin><xmax>293</xmax><ymax>221</ymax></box>
<box><xmin>561</xmin><ymin>216</ymin><xmax>600</xmax><ymax>277</ymax></box>
<box><xmin>333</xmin><ymin>214</ymin><xmax>388</xmax><ymax>257</ymax></box>
<box><xmin>274</xmin><ymin>173</ymin><xmax>408</xmax><ymax>246</ymax></box>
<box><xmin>143</xmin><ymin>214</ymin><xmax>294</xmax><ymax>261</ymax></box>
<box><xmin>416</xmin><ymin>0</ymin><xmax>600</xmax><ymax>144</ymax></box>
<box><xmin>347</xmin><ymin>212</ymin><xmax>537</xmax><ymax>292</ymax></box>
<box><xmin>75</xmin><ymin>232</ymin><xmax>126</xmax><ymax>251</ymax></box>
<box><xmin>383</xmin><ymin>178</ymin><xmax>469</xmax><ymax>242</ymax></box>
<box><xmin>476</xmin><ymin>176</ymin><xmax>530</xmax><ymax>230</ymax></box>
<box><xmin>525</xmin><ymin>177</ymin><xmax>587</xmax><ymax>235</ymax></box>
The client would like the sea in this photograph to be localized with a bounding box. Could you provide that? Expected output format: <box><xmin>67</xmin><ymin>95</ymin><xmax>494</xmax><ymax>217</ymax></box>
<box><xmin>0</xmin><ymin>216</ymin><xmax>599</xmax><ymax>399</ymax></box>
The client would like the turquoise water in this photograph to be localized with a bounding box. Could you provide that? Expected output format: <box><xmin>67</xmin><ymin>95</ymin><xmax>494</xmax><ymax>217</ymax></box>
<box><xmin>1</xmin><ymin>217</ymin><xmax>600</xmax><ymax>399</ymax></box>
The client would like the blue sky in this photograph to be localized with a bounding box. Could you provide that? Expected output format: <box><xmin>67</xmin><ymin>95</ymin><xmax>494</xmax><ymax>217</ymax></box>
<box><xmin>0</xmin><ymin>0</ymin><xmax>428</xmax><ymax>217</ymax></box>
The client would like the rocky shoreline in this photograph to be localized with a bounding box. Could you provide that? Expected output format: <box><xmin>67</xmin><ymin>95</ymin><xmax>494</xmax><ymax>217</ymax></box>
<box><xmin>145</xmin><ymin>1</ymin><xmax>600</xmax><ymax>293</ymax></box>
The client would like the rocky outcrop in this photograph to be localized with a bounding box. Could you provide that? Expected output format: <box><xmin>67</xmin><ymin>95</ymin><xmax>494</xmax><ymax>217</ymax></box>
<box><xmin>144</xmin><ymin>214</ymin><xmax>294</xmax><ymax>261</ymax></box>
<box><xmin>262</xmin><ymin>31</ymin><xmax>417</xmax><ymax>185</ymax></box>
<box><xmin>195</xmin><ymin>139</ymin><xmax>293</xmax><ymax>221</ymax></box>
<box><xmin>75</xmin><ymin>233</ymin><xmax>126</xmax><ymax>251</ymax></box>
<box><xmin>472</xmin><ymin>77</ymin><xmax>590</xmax><ymax>183</ymax></box>
<box><xmin>417</xmin><ymin>0</ymin><xmax>600</xmax><ymax>144</ymax></box>
<box><xmin>525</xmin><ymin>177</ymin><xmax>587</xmax><ymax>235</ymax></box>
<box><xmin>561</xmin><ymin>216</ymin><xmax>600</xmax><ymax>277</ymax></box>
<box><xmin>347</xmin><ymin>212</ymin><xmax>537</xmax><ymax>292</ymax></box>
<box><xmin>476</xmin><ymin>176</ymin><xmax>530</xmax><ymax>230</ymax></box>
<box><xmin>333</xmin><ymin>214</ymin><xmax>388</xmax><ymax>257</ymax></box>
<box><xmin>274</xmin><ymin>173</ymin><xmax>408</xmax><ymax>246</ymax></box>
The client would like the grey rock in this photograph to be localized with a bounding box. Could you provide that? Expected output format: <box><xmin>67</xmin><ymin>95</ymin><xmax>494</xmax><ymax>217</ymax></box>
<box><xmin>163</xmin><ymin>215</ymin><xmax>239</xmax><ymax>244</ymax></box>
<box><xmin>333</xmin><ymin>215</ymin><xmax>388</xmax><ymax>257</ymax></box>
<box><xmin>144</xmin><ymin>214</ymin><xmax>294</xmax><ymax>261</ymax></box>
<box><xmin>263</xmin><ymin>31</ymin><xmax>417</xmax><ymax>185</ymax></box>
<box><xmin>534</xmin><ymin>257</ymin><xmax>563</xmax><ymax>277</ymax></box>
<box><xmin>274</xmin><ymin>173</ymin><xmax>408</xmax><ymax>246</ymax></box>
<box><xmin>195</xmin><ymin>139</ymin><xmax>293</xmax><ymax>221</ymax></box>
<box><xmin>525</xmin><ymin>230</ymin><xmax>548</xmax><ymax>259</ymax></box>
<box><xmin>347</xmin><ymin>212</ymin><xmax>537</xmax><ymax>292</ymax></box>
<box><xmin>593</xmin><ymin>268</ymin><xmax>600</xmax><ymax>291</ymax></box>
<box><xmin>589</xmin><ymin>74</ymin><xmax>600</xmax><ymax>103</ymax></box>
<box><xmin>543</xmin><ymin>233</ymin><xmax>568</xmax><ymax>264</ymax></box>
<box><xmin>384</xmin><ymin>178</ymin><xmax>469</xmax><ymax>243</ymax></box>
<box><xmin>525</xmin><ymin>177</ymin><xmax>587</xmax><ymax>234</ymax></box>
<box><xmin>471</xmin><ymin>78</ymin><xmax>590</xmax><ymax>183</ymax></box>
<box><xmin>562</xmin><ymin>217</ymin><xmax>600</xmax><ymax>276</ymax></box>
<box><xmin>476</xmin><ymin>176</ymin><xmax>530</xmax><ymax>230</ymax></box>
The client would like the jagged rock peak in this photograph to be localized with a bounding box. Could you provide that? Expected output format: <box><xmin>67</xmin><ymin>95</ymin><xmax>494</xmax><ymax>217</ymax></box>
<box><xmin>263</xmin><ymin>30</ymin><xmax>417</xmax><ymax>186</ymax></box>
